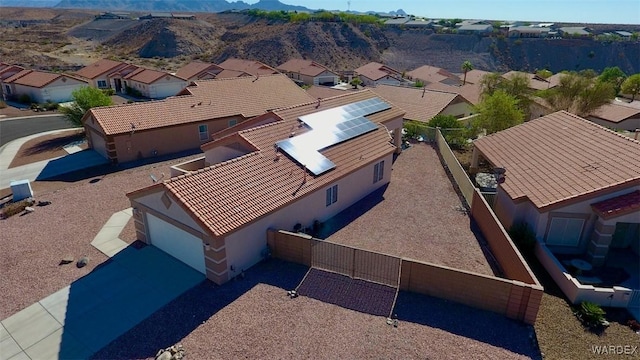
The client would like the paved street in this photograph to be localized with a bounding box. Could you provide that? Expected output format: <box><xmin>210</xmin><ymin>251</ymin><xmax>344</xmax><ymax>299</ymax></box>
<box><xmin>0</xmin><ymin>115</ymin><xmax>72</xmax><ymax>147</ymax></box>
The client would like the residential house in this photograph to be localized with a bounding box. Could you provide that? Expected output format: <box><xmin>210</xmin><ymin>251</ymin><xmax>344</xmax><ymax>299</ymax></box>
<box><xmin>83</xmin><ymin>74</ymin><xmax>314</xmax><ymax>164</ymax></box>
<box><xmin>405</xmin><ymin>20</ymin><xmax>434</xmax><ymax>28</ymax></box>
<box><xmin>354</xmin><ymin>62</ymin><xmax>404</xmax><ymax>87</ymax></box>
<box><xmin>559</xmin><ymin>27</ymin><xmax>591</xmax><ymax>37</ymax></box>
<box><xmin>122</xmin><ymin>68</ymin><xmax>188</xmax><ymax>99</ymax></box>
<box><xmin>371</xmin><ymin>84</ymin><xmax>473</xmax><ymax>122</ymax></box>
<box><xmin>508</xmin><ymin>26</ymin><xmax>550</xmax><ymax>38</ymax></box>
<box><xmin>472</xmin><ymin>111</ymin><xmax>639</xmax><ymax>266</ymax></box>
<box><xmin>95</xmin><ymin>12</ymin><xmax>131</xmax><ymax>19</ymax></box>
<box><xmin>502</xmin><ymin>70</ymin><xmax>555</xmax><ymax>90</ymax></box>
<box><xmin>105</xmin><ymin>63</ymin><xmax>140</xmax><ymax>94</ymax></box>
<box><xmin>615</xmin><ymin>31</ymin><xmax>633</xmax><ymax>40</ymax></box>
<box><xmin>126</xmin><ymin>90</ymin><xmax>405</xmax><ymax>284</ymax></box>
<box><xmin>217</xmin><ymin>58</ymin><xmax>279</xmax><ymax>77</ymax></box>
<box><xmin>588</xmin><ymin>99</ymin><xmax>640</xmax><ymax>131</ymax></box>
<box><xmin>276</xmin><ymin>59</ymin><xmax>340</xmax><ymax>86</ymax></box>
<box><xmin>2</xmin><ymin>69</ymin><xmax>88</xmax><ymax>103</ymax></box>
<box><xmin>457</xmin><ymin>24</ymin><xmax>493</xmax><ymax>35</ymax></box>
<box><xmin>424</xmin><ymin>81</ymin><xmax>483</xmax><ymax>105</ymax></box>
<box><xmin>0</xmin><ymin>63</ymin><xmax>25</xmax><ymax>99</ymax></box>
<box><xmin>174</xmin><ymin>61</ymin><xmax>223</xmax><ymax>82</ymax></box>
<box><xmin>74</xmin><ymin>59</ymin><xmax>130</xmax><ymax>89</ymax></box>
<box><xmin>458</xmin><ymin>69</ymin><xmax>493</xmax><ymax>85</ymax></box>
<box><xmin>406</xmin><ymin>65</ymin><xmax>460</xmax><ymax>85</ymax></box>
<box><xmin>384</xmin><ymin>17</ymin><xmax>410</xmax><ymax>25</ymax></box>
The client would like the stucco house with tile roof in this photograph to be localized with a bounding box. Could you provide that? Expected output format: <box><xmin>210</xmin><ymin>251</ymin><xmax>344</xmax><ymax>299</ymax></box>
<box><xmin>122</xmin><ymin>68</ymin><xmax>188</xmax><ymax>99</ymax></box>
<box><xmin>354</xmin><ymin>62</ymin><xmax>404</xmax><ymax>87</ymax></box>
<box><xmin>83</xmin><ymin>74</ymin><xmax>314</xmax><ymax>164</ymax></box>
<box><xmin>502</xmin><ymin>71</ymin><xmax>555</xmax><ymax>91</ymax></box>
<box><xmin>588</xmin><ymin>99</ymin><xmax>640</xmax><ymax>131</ymax></box>
<box><xmin>406</xmin><ymin>65</ymin><xmax>460</xmax><ymax>85</ymax></box>
<box><xmin>0</xmin><ymin>63</ymin><xmax>25</xmax><ymax>99</ymax></box>
<box><xmin>471</xmin><ymin>111</ymin><xmax>640</xmax><ymax>269</ymax></box>
<box><xmin>371</xmin><ymin>84</ymin><xmax>473</xmax><ymax>122</ymax></box>
<box><xmin>217</xmin><ymin>58</ymin><xmax>279</xmax><ymax>76</ymax></box>
<box><xmin>74</xmin><ymin>58</ymin><xmax>130</xmax><ymax>89</ymax></box>
<box><xmin>174</xmin><ymin>61</ymin><xmax>223</xmax><ymax>82</ymax></box>
<box><xmin>2</xmin><ymin>69</ymin><xmax>88</xmax><ymax>103</ymax></box>
<box><xmin>276</xmin><ymin>59</ymin><xmax>340</xmax><ymax>86</ymax></box>
<box><xmin>126</xmin><ymin>90</ymin><xmax>405</xmax><ymax>284</ymax></box>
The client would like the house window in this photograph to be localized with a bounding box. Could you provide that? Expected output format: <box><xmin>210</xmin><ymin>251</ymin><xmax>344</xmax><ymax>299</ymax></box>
<box><xmin>198</xmin><ymin>124</ymin><xmax>208</xmax><ymax>141</ymax></box>
<box><xmin>228</xmin><ymin>119</ymin><xmax>237</xmax><ymax>127</ymax></box>
<box><xmin>97</xmin><ymin>80</ymin><xmax>108</xmax><ymax>88</ymax></box>
<box><xmin>546</xmin><ymin>217</ymin><xmax>585</xmax><ymax>247</ymax></box>
<box><xmin>373</xmin><ymin>160</ymin><xmax>385</xmax><ymax>183</ymax></box>
<box><xmin>326</xmin><ymin>185</ymin><xmax>338</xmax><ymax>207</ymax></box>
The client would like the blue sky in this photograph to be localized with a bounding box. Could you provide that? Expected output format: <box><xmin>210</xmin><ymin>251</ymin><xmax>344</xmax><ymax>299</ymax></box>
<box><xmin>245</xmin><ymin>0</ymin><xmax>640</xmax><ymax>24</ymax></box>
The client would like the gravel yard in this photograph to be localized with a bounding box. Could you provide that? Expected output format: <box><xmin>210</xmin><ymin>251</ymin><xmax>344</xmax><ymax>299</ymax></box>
<box><xmin>8</xmin><ymin>129</ymin><xmax>86</xmax><ymax>168</ymax></box>
<box><xmin>94</xmin><ymin>259</ymin><xmax>540</xmax><ymax>360</ymax></box>
<box><xmin>323</xmin><ymin>142</ymin><xmax>496</xmax><ymax>276</ymax></box>
<box><xmin>0</xmin><ymin>154</ymin><xmax>199</xmax><ymax>319</ymax></box>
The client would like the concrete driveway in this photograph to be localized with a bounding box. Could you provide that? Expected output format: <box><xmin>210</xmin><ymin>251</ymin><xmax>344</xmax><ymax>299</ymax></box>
<box><xmin>1</xmin><ymin>246</ymin><xmax>204</xmax><ymax>360</ymax></box>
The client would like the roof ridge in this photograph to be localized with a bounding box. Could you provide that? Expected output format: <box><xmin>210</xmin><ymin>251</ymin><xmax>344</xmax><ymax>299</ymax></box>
<box><xmin>167</xmin><ymin>151</ymin><xmax>262</xmax><ymax>182</ymax></box>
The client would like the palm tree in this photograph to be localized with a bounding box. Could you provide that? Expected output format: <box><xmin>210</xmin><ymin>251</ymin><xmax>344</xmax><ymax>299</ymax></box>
<box><xmin>461</xmin><ymin>60</ymin><xmax>473</xmax><ymax>85</ymax></box>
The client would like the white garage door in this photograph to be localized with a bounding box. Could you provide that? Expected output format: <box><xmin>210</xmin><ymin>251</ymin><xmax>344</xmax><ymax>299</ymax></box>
<box><xmin>146</xmin><ymin>213</ymin><xmax>206</xmax><ymax>274</ymax></box>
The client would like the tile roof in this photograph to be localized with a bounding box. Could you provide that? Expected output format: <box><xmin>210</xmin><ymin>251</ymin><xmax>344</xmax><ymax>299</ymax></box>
<box><xmin>460</xmin><ymin>69</ymin><xmax>493</xmax><ymax>85</ymax></box>
<box><xmin>214</xmin><ymin>69</ymin><xmax>250</xmax><ymax>79</ymax></box>
<box><xmin>591</xmin><ymin>190</ymin><xmax>640</xmax><ymax>220</ymax></box>
<box><xmin>424</xmin><ymin>81</ymin><xmax>482</xmax><ymax>105</ymax></box>
<box><xmin>0</xmin><ymin>65</ymin><xmax>25</xmax><ymax>81</ymax></box>
<box><xmin>174</xmin><ymin>61</ymin><xmax>222</xmax><ymax>80</ymax></box>
<box><xmin>88</xmin><ymin>74</ymin><xmax>314</xmax><ymax>136</ymax></box>
<box><xmin>473</xmin><ymin>111</ymin><xmax>640</xmax><ymax>210</ymax></box>
<box><xmin>4</xmin><ymin>70</ymin><xmax>87</xmax><ymax>88</ymax></box>
<box><xmin>502</xmin><ymin>71</ymin><xmax>553</xmax><ymax>91</ymax></box>
<box><xmin>123</xmin><ymin>67</ymin><xmax>180</xmax><ymax>84</ymax></box>
<box><xmin>306</xmin><ymin>85</ymin><xmax>352</xmax><ymax>99</ymax></box>
<box><xmin>276</xmin><ymin>59</ymin><xmax>336</xmax><ymax>77</ymax></box>
<box><xmin>590</xmin><ymin>100</ymin><xmax>640</xmax><ymax>123</ymax></box>
<box><xmin>217</xmin><ymin>58</ymin><xmax>278</xmax><ymax>76</ymax></box>
<box><xmin>355</xmin><ymin>62</ymin><xmax>402</xmax><ymax>81</ymax></box>
<box><xmin>74</xmin><ymin>59</ymin><xmax>127</xmax><ymax>80</ymax></box>
<box><xmin>370</xmin><ymin>84</ymin><xmax>467</xmax><ymax>122</ymax></box>
<box><xmin>150</xmin><ymin>90</ymin><xmax>403</xmax><ymax>237</ymax></box>
<box><xmin>406</xmin><ymin>65</ymin><xmax>458</xmax><ymax>84</ymax></box>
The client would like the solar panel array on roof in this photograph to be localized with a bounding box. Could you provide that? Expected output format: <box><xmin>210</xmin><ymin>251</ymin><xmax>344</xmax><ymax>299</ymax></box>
<box><xmin>276</xmin><ymin>97</ymin><xmax>391</xmax><ymax>175</ymax></box>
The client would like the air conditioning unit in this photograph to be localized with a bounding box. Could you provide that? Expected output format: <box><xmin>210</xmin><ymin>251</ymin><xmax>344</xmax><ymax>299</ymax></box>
<box><xmin>10</xmin><ymin>179</ymin><xmax>33</xmax><ymax>201</ymax></box>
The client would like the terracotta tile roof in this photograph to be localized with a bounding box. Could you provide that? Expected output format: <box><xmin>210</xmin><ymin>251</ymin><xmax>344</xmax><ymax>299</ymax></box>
<box><xmin>152</xmin><ymin>90</ymin><xmax>403</xmax><ymax>237</ymax></box>
<box><xmin>591</xmin><ymin>190</ymin><xmax>640</xmax><ymax>220</ymax></box>
<box><xmin>355</xmin><ymin>62</ymin><xmax>402</xmax><ymax>81</ymax></box>
<box><xmin>214</xmin><ymin>69</ymin><xmax>250</xmax><ymax>79</ymax></box>
<box><xmin>74</xmin><ymin>59</ymin><xmax>127</xmax><ymax>80</ymax></box>
<box><xmin>123</xmin><ymin>68</ymin><xmax>180</xmax><ymax>84</ymax></box>
<box><xmin>502</xmin><ymin>71</ymin><xmax>552</xmax><ymax>91</ymax></box>
<box><xmin>424</xmin><ymin>81</ymin><xmax>482</xmax><ymax>105</ymax></box>
<box><xmin>473</xmin><ymin>111</ymin><xmax>640</xmax><ymax>210</ymax></box>
<box><xmin>0</xmin><ymin>65</ymin><xmax>25</xmax><ymax>81</ymax></box>
<box><xmin>590</xmin><ymin>101</ymin><xmax>640</xmax><ymax>123</ymax></box>
<box><xmin>175</xmin><ymin>61</ymin><xmax>222</xmax><ymax>80</ymax></box>
<box><xmin>460</xmin><ymin>69</ymin><xmax>493</xmax><ymax>85</ymax></box>
<box><xmin>306</xmin><ymin>85</ymin><xmax>351</xmax><ymax>99</ymax></box>
<box><xmin>4</xmin><ymin>70</ymin><xmax>87</xmax><ymax>88</ymax></box>
<box><xmin>276</xmin><ymin>59</ymin><xmax>336</xmax><ymax>77</ymax></box>
<box><xmin>106</xmin><ymin>64</ymin><xmax>139</xmax><ymax>78</ymax></box>
<box><xmin>217</xmin><ymin>58</ymin><xmax>278</xmax><ymax>76</ymax></box>
<box><xmin>371</xmin><ymin>84</ymin><xmax>469</xmax><ymax>122</ymax></box>
<box><xmin>89</xmin><ymin>74</ymin><xmax>314</xmax><ymax>136</ymax></box>
<box><xmin>406</xmin><ymin>65</ymin><xmax>458</xmax><ymax>84</ymax></box>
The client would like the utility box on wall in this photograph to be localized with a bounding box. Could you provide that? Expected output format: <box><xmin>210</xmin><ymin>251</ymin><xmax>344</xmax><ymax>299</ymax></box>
<box><xmin>10</xmin><ymin>179</ymin><xmax>33</xmax><ymax>201</ymax></box>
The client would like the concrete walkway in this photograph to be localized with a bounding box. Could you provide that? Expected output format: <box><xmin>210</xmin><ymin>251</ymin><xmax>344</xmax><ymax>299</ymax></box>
<box><xmin>0</xmin><ymin>129</ymin><xmax>108</xmax><ymax>191</ymax></box>
<box><xmin>1</xmin><ymin>209</ymin><xmax>204</xmax><ymax>360</ymax></box>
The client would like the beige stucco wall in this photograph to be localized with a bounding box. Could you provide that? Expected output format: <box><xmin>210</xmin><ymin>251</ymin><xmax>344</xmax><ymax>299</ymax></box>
<box><xmin>441</xmin><ymin>101</ymin><xmax>473</xmax><ymax>118</ymax></box>
<box><xmin>135</xmin><ymin>190</ymin><xmax>206</xmax><ymax>233</ymax></box>
<box><xmin>223</xmin><ymin>152</ymin><xmax>394</xmax><ymax>278</ymax></box>
<box><xmin>12</xmin><ymin>77</ymin><xmax>86</xmax><ymax>103</ymax></box>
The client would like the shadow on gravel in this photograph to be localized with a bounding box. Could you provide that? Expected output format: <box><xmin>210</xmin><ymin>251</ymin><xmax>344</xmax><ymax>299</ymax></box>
<box><xmin>91</xmin><ymin>259</ymin><xmax>308</xmax><ymax>360</ymax></box>
<box><xmin>23</xmin><ymin>132</ymin><xmax>85</xmax><ymax>155</ymax></box>
<box><xmin>393</xmin><ymin>291</ymin><xmax>543</xmax><ymax>359</ymax></box>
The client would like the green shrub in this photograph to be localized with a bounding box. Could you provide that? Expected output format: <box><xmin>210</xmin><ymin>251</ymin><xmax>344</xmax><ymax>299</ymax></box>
<box><xmin>101</xmin><ymin>88</ymin><xmax>115</xmax><ymax>96</ymax></box>
<box><xmin>44</xmin><ymin>101</ymin><xmax>59</xmax><ymax>111</ymax></box>
<box><xmin>18</xmin><ymin>94</ymin><xmax>31</xmax><ymax>104</ymax></box>
<box><xmin>125</xmin><ymin>86</ymin><xmax>143</xmax><ymax>98</ymax></box>
<box><xmin>508</xmin><ymin>221</ymin><xmax>537</xmax><ymax>254</ymax></box>
<box><xmin>575</xmin><ymin>301</ymin><xmax>609</xmax><ymax>329</ymax></box>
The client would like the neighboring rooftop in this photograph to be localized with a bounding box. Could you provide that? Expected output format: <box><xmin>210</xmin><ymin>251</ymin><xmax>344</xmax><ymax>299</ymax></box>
<box><xmin>146</xmin><ymin>90</ymin><xmax>404</xmax><ymax>237</ymax></box>
<box><xmin>406</xmin><ymin>65</ymin><xmax>459</xmax><ymax>84</ymax></box>
<box><xmin>425</xmin><ymin>81</ymin><xmax>482</xmax><ymax>105</ymax></box>
<box><xmin>354</xmin><ymin>62</ymin><xmax>402</xmax><ymax>81</ymax></box>
<box><xmin>459</xmin><ymin>69</ymin><xmax>493</xmax><ymax>85</ymax></box>
<box><xmin>74</xmin><ymin>59</ymin><xmax>127</xmax><ymax>80</ymax></box>
<box><xmin>591</xmin><ymin>190</ymin><xmax>640</xmax><ymax>220</ymax></box>
<box><xmin>473</xmin><ymin>111</ymin><xmax>640</xmax><ymax>210</ymax></box>
<box><xmin>306</xmin><ymin>85</ymin><xmax>352</xmax><ymax>99</ymax></box>
<box><xmin>4</xmin><ymin>69</ymin><xmax>86</xmax><ymax>88</ymax></box>
<box><xmin>277</xmin><ymin>59</ymin><xmax>336</xmax><ymax>77</ymax></box>
<box><xmin>174</xmin><ymin>61</ymin><xmax>222</xmax><ymax>81</ymax></box>
<box><xmin>123</xmin><ymin>67</ymin><xmax>178</xmax><ymax>84</ymax></box>
<box><xmin>371</xmin><ymin>85</ymin><xmax>470</xmax><ymax>122</ymax></box>
<box><xmin>217</xmin><ymin>58</ymin><xmax>279</xmax><ymax>76</ymax></box>
<box><xmin>502</xmin><ymin>70</ymin><xmax>553</xmax><ymax>91</ymax></box>
<box><xmin>559</xmin><ymin>27</ymin><xmax>590</xmax><ymax>35</ymax></box>
<box><xmin>88</xmin><ymin>74</ymin><xmax>314</xmax><ymax>136</ymax></box>
<box><xmin>589</xmin><ymin>99</ymin><xmax>640</xmax><ymax>123</ymax></box>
